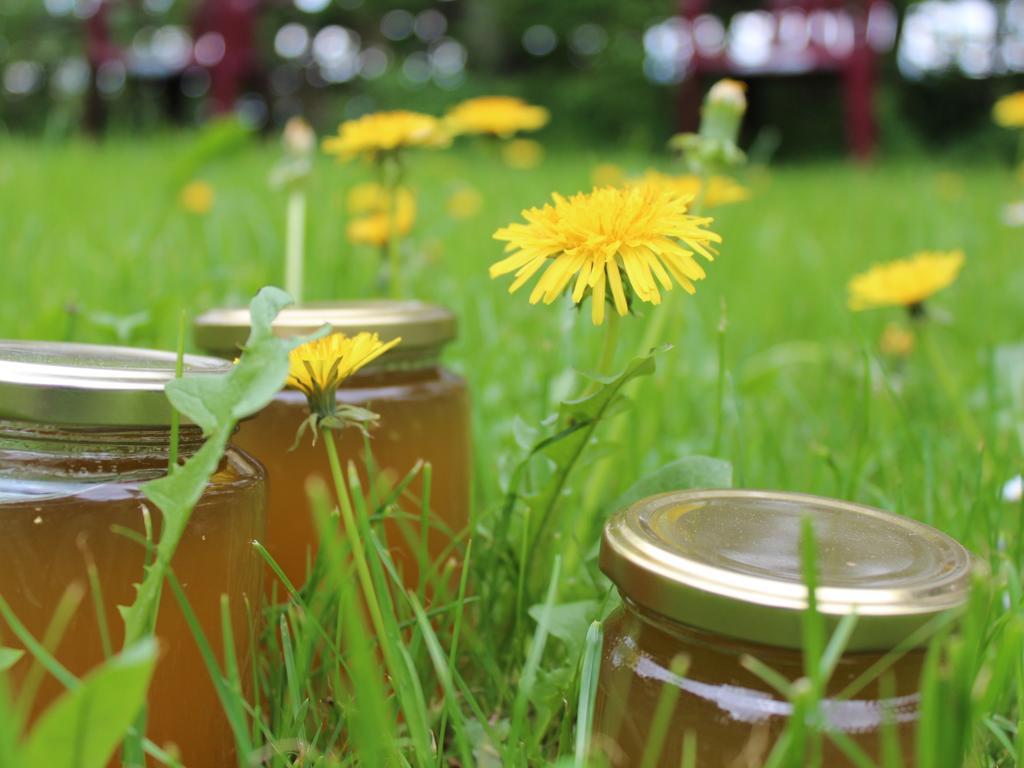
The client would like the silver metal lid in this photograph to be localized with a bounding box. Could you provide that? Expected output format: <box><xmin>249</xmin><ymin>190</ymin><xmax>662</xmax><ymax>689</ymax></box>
<box><xmin>193</xmin><ymin>300</ymin><xmax>456</xmax><ymax>368</ymax></box>
<box><xmin>0</xmin><ymin>340</ymin><xmax>231</xmax><ymax>428</ymax></box>
<box><xmin>600</xmin><ymin>489</ymin><xmax>973</xmax><ymax>651</ymax></box>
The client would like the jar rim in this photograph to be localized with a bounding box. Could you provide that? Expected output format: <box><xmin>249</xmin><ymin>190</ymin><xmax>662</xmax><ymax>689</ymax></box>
<box><xmin>0</xmin><ymin>340</ymin><xmax>230</xmax><ymax>428</ymax></box>
<box><xmin>600</xmin><ymin>489</ymin><xmax>974</xmax><ymax>651</ymax></box>
<box><xmin>193</xmin><ymin>300</ymin><xmax>456</xmax><ymax>367</ymax></box>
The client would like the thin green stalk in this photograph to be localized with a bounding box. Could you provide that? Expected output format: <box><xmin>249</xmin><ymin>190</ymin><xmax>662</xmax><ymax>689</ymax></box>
<box><xmin>436</xmin><ymin>537</ymin><xmax>473</xmax><ymax>768</ymax></box>
<box><xmin>322</xmin><ymin>431</ymin><xmax>389</xmax><ymax>652</ymax></box>
<box><xmin>712</xmin><ymin>298</ymin><xmax>727</xmax><ymax>455</ymax></box>
<box><xmin>285</xmin><ymin>189</ymin><xmax>306</xmax><ymax>303</ymax></box>
<box><xmin>573</xmin><ymin>621</ymin><xmax>603</xmax><ymax>767</ymax></box>
<box><xmin>917</xmin><ymin>319</ymin><xmax>982</xmax><ymax>447</ymax></box>
<box><xmin>640</xmin><ymin>655</ymin><xmax>690</xmax><ymax>768</ymax></box>
<box><xmin>168</xmin><ymin>310</ymin><xmax>185</xmax><ymax>474</ymax></box>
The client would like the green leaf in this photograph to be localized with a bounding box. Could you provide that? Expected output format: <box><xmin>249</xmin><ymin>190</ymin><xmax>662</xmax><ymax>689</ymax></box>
<box><xmin>607</xmin><ymin>455</ymin><xmax>733</xmax><ymax>515</ymax></box>
<box><xmin>527</xmin><ymin>600</ymin><xmax>599</xmax><ymax>657</ymax></box>
<box><xmin>18</xmin><ymin>640</ymin><xmax>157</xmax><ymax>768</ymax></box>
<box><xmin>120</xmin><ymin>287</ymin><xmax>295</xmax><ymax>645</ymax></box>
<box><xmin>0</xmin><ymin>648</ymin><xmax>24</xmax><ymax>672</ymax></box>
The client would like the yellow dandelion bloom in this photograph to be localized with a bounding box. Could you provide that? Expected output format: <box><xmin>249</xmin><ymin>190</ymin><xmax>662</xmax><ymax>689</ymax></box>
<box><xmin>880</xmin><ymin>323</ymin><xmax>915</xmax><ymax>358</ymax></box>
<box><xmin>322</xmin><ymin>110</ymin><xmax>448</xmax><ymax>162</ymax></box>
<box><xmin>994</xmin><ymin>91</ymin><xmax>1024</xmax><ymax>129</ymax></box>
<box><xmin>446</xmin><ymin>95</ymin><xmax>550</xmax><ymax>138</ymax></box>
<box><xmin>180</xmin><ymin>180</ymin><xmax>214</xmax><ymax>215</ymax></box>
<box><xmin>446</xmin><ymin>185</ymin><xmax>483</xmax><ymax>220</ymax></box>
<box><xmin>289</xmin><ymin>332</ymin><xmax>401</xmax><ymax>419</ymax></box>
<box><xmin>502</xmin><ymin>138</ymin><xmax>544</xmax><ymax>170</ymax></box>
<box><xmin>847</xmin><ymin>250</ymin><xmax>964</xmax><ymax>311</ymax></box>
<box><xmin>346</xmin><ymin>185</ymin><xmax>416</xmax><ymax>246</ymax></box>
<box><xmin>491</xmin><ymin>184</ymin><xmax>722</xmax><ymax>325</ymax></box>
<box><xmin>641</xmin><ymin>170</ymin><xmax>750</xmax><ymax>208</ymax></box>
<box><xmin>591</xmin><ymin>163</ymin><xmax>625</xmax><ymax>187</ymax></box>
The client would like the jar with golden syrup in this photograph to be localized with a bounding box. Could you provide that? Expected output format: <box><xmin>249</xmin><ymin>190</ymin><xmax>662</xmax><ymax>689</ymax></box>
<box><xmin>595</xmin><ymin>489</ymin><xmax>972</xmax><ymax>768</ymax></box>
<box><xmin>193</xmin><ymin>301</ymin><xmax>471</xmax><ymax>592</ymax></box>
<box><xmin>0</xmin><ymin>341</ymin><xmax>266</xmax><ymax>768</ymax></box>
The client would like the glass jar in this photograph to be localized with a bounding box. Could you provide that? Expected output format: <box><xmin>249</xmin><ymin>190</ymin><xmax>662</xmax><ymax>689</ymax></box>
<box><xmin>595</xmin><ymin>489</ymin><xmax>972</xmax><ymax>767</ymax></box>
<box><xmin>194</xmin><ymin>300</ymin><xmax>471</xmax><ymax>591</ymax></box>
<box><xmin>0</xmin><ymin>341</ymin><xmax>266</xmax><ymax>768</ymax></box>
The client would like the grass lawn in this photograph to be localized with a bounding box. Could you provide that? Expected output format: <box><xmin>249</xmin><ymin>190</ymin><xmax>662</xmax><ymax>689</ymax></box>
<box><xmin>1</xmin><ymin>134</ymin><xmax>1023</xmax><ymax>765</ymax></box>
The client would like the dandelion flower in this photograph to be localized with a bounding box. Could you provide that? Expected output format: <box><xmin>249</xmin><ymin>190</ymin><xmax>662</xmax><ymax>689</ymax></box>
<box><xmin>289</xmin><ymin>332</ymin><xmax>401</xmax><ymax>422</ymax></box>
<box><xmin>641</xmin><ymin>170</ymin><xmax>750</xmax><ymax>209</ymax></box>
<box><xmin>446</xmin><ymin>95</ymin><xmax>549</xmax><ymax>138</ymax></box>
<box><xmin>993</xmin><ymin>91</ymin><xmax>1024</xmax><ymax>129</ymax></box>
<box><xmin>847</xmin><ymin>250</ymin><xmax>964</xmax><ymax>312</ymax></box>
<box><xmin>180</xmin><ymin>180</ymin><xmax>214</xmax><ymax>215</ymax></box>
<box><xmin>322</xmin><ymin>111</ymin><xmax>448</xmax><ymax>162</ymax></box>
<box><xmin>880</xmin><ymin>323</ymin><xmax>915</xmax><ymax>358</ymax></box>
<box><xmin>446</xmin><ymin>185</ymin><xmax>483</xmax><ymax>220</ymax></box>
<box><xmin>345</xmin><ymin>184</ymin><xmax>416</xmax><ymax>246</ymax></box>
<box><xmin>502</xmin><ymin>138</ymin><xmax>544</xmax><ymax>170</ymax></box>
<box><xmin>491</xmin><ymin>184</ymin><xmax>721</xmax><ymax>325</ymax></box>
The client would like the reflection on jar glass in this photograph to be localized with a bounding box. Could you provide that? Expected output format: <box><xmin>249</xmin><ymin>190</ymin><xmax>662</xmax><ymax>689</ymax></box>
<box><xmin>595</xmin><ymin>489</ymin><xmax>972</xmax><ymax>767</ymax></box>
<box><xmin>0</xmin><ymin>341</ymin><xmax>266</xmax><ymax>768</ymax></box>
<box><xmin>194</xmin><ymin>301</ymin><xmax>471</xmax><ymax>591</ymax></box>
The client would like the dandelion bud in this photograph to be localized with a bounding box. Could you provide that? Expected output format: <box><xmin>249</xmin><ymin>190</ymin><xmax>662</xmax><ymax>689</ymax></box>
<box><xmin>283</xmin><ymin>116</ymin><xmax>316</xmax><ymax>157</ymax></box>
<box><xmin>700</xmin><ymin>79</ymin><xmax>747</xmax><ymax>146</ymax></box>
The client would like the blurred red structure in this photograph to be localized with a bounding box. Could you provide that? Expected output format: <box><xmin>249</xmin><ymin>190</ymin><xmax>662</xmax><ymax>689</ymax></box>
<box><xmin>84</xmin><ymin>0</ymin><xmax>261</xmax><ymax>132</ymax></box>
<box><xmin>678</xmin><ymin>0</ymin><xmax>893</xmax><ymax>159</ymax></box>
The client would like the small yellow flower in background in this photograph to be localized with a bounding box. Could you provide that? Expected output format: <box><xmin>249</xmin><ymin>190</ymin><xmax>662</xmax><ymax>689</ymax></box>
<box><xmin>289</xmin><ymin>332</ymin><xmax>401</xmax><ymax>423</ymax></box>
<box><xmin>880</xmin><ymin>323</ymin><xmax>916</xmax><ymax>358</ymax></box>
<box><xmin>491</xmin><ymin>184</ymin><xmax>722</xmax><ymax>325</ymax></box>
<box><xmin>180</xmin><ymin>180</ymin><xmax>214</xmax><ymax>215</ymax></box>
<box><xmin>322</xmin><ymin>110</ymin><xmax>448</xmax><ymax>162</ymax></box>
<box><xmin>591</xmin><ymin>163</ymin><xmax>625</xmax><ymax>187</ymax></box>
<box><xmin>640</xmin><ymin>170</ymin><xmax>750</xmax><ymax>209</ymax></box>
<box><xmin>346</xmin><ymin>184</ymin><xmax>416</xmax><ymax>246</ymax></box>
<box><xmin>446</xmin><ymin>95</ymin><xmax>549</xmax><ymax>138</ymax></box>
<box><xmin>447</xmin><ymin>185</ymin><xmax>483</xmax><ymax>220</ymax></box>
<box><xmin>847</xmin><ymin>250</ymin><xmax>965</xmax><ymax>312</ymax></box>
<box><xmin>993</xmin><ymin>91</ymin><xmax>1024</xmax><ymax>129</ymax></box>
<box><xmin>502</xmin><ymin>138</ymin><xmax>544</xmax><ymax>170</ymax></box>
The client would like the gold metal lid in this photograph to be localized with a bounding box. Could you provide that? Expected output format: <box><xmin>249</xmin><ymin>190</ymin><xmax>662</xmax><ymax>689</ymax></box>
<box><xmin>0</xmin><ymin>340</ymin><xmax>231</xmax><ymax>428</ymax></box>
<box><xmin>600</xmin><ymin>489</ymin><xmax>973</xmax><ymax>651</ymax></box>
<box><xmin>193</xmin><ymin>300</ymin><xmax>456</xmax><ymax>368</ymax></box>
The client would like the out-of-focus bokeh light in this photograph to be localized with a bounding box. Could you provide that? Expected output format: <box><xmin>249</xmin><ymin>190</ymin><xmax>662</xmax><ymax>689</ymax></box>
<box><xmin>275</xmin><ymin>24</ymin><xmax>311</xmax><ymax>60</ymax></box>
<box><xmin>523</xmin><ymin>25</ymin><xmax>557</xmax><ymax>57</ymax></box>
<box><xmin>294</xmin><ymin>0</ymin><xmax>330</xmax><ymax>15</ymax></box>
<box><xmin>381</xmin><ymin>9</ymin><xmax>415</xmax><ymax>42</ymax></box>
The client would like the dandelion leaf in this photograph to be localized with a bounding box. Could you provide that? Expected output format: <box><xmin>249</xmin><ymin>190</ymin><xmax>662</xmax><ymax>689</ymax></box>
<box><xmin>18</xmin><ymin>639</ymin><xmax>157</xmax><ymax>768</ymax></box>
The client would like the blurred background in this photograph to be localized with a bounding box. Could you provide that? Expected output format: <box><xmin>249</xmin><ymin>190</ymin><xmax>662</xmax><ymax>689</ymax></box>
<box><xmin>1</xmin><ymin>0</ymin><xmax>1022</xmax><ymax>160</ymax></box>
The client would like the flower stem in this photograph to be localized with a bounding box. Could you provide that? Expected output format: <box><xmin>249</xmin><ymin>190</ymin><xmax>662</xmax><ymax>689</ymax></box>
<box><xmin>582</xmin><ymin>310</ymin><xmax>621</xmax><ymax>396</ymax></box>
<box><xmin>322</xmin><ymin>430</ymin><xmax>389</xmax><ymax>651</ymax></box>
<box><xmin>285</xmin><ymin>189</ymin><xmax>306</xmax><ymax>304</ymax></box>
<box><xmin>580</xmin><ymin>302</ymin><xmax>669</xmax><ymax>514</ymax></box>
<box><xmin>917</xmin><ymin>320</ymin><xmax>982</xmax><ymax>448</ymax></box>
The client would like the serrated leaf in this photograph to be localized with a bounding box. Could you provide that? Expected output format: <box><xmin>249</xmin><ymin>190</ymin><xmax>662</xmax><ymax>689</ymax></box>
<box><xmin>607</xmin><ymin>455</ymin><xmax>733</xmax><ymax>515</ymax></box>
<box><xmin>18</xmin><ymin>640</ymin><xmax>157</xmax><ymax>768</ymax></box>
<box><xmin>121</xmin><ymin>287</ymin><xmax>295</xmax><ymax>646</ymax></box>
<box><xmin>492</xmin><ymin>347</ymin><xmax>664</xmax><ymax>597</ymax></box>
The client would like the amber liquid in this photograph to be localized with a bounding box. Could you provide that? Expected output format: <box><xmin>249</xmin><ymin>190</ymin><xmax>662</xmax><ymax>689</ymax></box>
<box><xmin>594</xmin><ymin>603</ymin><xmax>923</xmax><ymax>767</ymax></box>
<box><xmin>0</xmin><ymin>443</ymin><xmax>265</xmax><ymax>768</ymax></box>
<box><xmin>233</xmin><ymin>365</ymin><xmax>471</xmax><ymax>592</ymax></box>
